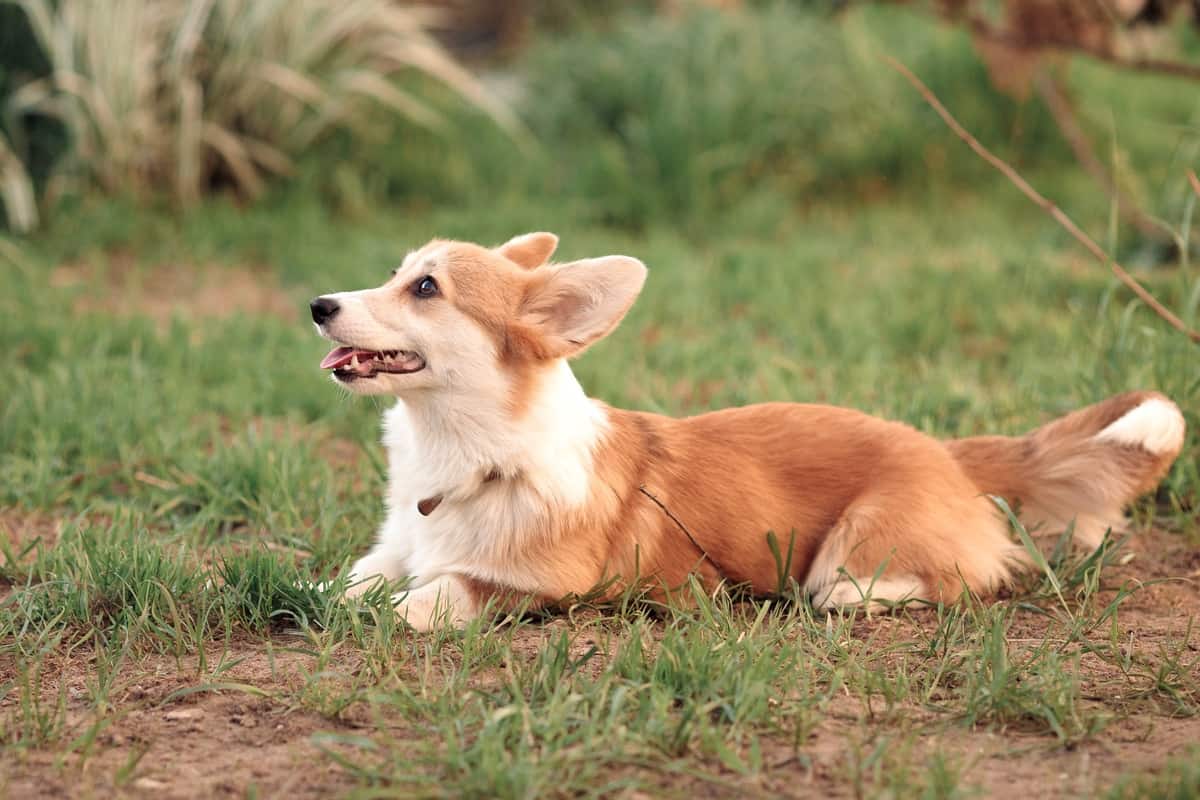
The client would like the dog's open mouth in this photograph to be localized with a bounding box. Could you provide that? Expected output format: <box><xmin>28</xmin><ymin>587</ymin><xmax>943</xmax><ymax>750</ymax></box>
<box><xmin>320</xmin><ymin>346</ymin><xmax>425</xmax><ymax>380</ymax></box>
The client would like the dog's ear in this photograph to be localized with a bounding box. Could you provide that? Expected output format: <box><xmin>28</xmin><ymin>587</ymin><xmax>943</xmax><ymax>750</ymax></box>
<box><xmin>496</xmin><ymin>232</ymin><xmax>558</xmax><ymax>270</ymax></box>
<box><xmin>516</xmin><ymin>256</ymin><xmax>647</xmax><ymax>359</ymax></box>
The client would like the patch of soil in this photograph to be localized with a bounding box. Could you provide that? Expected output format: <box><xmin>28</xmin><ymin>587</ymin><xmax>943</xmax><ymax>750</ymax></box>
<box><xmin>740</xmin><ymin>699</ymin><xmax>1200</xmax><ymax>799</ymax></box>
<box><xmin>0</xmin><ymin>508</ymin><xmax>65</xmax><ymax>554</ymax></box>
<box><xmin>545</xmin><ymin>527</ymin><xmax>1200</xmax><ymax>798</ymax></box>
<box><xmin>0</xmin><ymin>528</ymin><xmax>1195</xmax><ymax>798</ymax></box>
<box><xmin>0</xmin><ymin>508</ymin><xmax>65</xmax><ymax>603</ymax></box>
<box><xmin>765</xmin><ymin>527</ymin><xmax>1200</xmax><ymax>798</ymax></box>
<box><xmin>0</xmin><ymin>644</ymin><xmax>362</xmax><ymax>799</ymax></box>
<box><xmin>50</xmin><ymin>255</ymin><xmax>299</xmax><ymax>328</ymax></box>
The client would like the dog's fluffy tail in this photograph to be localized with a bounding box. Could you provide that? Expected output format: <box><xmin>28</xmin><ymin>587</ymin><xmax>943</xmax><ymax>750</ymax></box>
<box><xmin>946</xmin><ymin>391</ymin><xmax>1186</xmax><ymax>547</ymax></box>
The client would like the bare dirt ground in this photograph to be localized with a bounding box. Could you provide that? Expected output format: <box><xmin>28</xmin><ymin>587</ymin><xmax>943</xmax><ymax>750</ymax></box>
<box><xmin>1</xmin><ymin>527</ymin><xmax>1197</xmax><ymax>798</ymax></box>
<box><xmin>0</xmin><ymin>508</ymin><xmax>66</xmax><ymax>604</ymax></box>
<box><xmin>0</xmin><ymin>646</ymin><xmax>358</xmax><ymax>798</ymax></box>
<box><xmin>49</xmin><ymin>257</ymin><xmax>299</xmax><ymax>328</ymax></box>
<box><xmin>1</xmin><ymin>508</ymin><xmax>65</xmax><ymax>553</ymax></box>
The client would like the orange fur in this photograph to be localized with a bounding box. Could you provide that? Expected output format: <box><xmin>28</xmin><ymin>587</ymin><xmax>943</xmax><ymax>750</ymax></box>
<box><xmin>316</xmin><ymin>235</ymin><xmax>1188</xmax><ymax>627</ymax></box>
<box><xmin>946</xmin><ymin>391</ymin><xmax>1184</xmax><ymax>547</ymax></box>
<box><xmin>485</xmin><ymin>403</ymin><xmax>1026</xmax><ymax>608</ymax></box>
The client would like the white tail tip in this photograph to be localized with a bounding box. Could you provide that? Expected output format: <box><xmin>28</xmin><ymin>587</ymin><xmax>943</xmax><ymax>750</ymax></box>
<box><xmin>1095</xmin><ymin>397</ymin><xmax>1186</xmax><ymax>455</ymax></box>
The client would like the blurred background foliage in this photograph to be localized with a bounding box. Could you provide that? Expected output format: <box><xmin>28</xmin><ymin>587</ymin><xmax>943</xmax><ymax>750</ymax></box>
<box><xmin>0</xmin><ymin>0</ymin><xmax>1198</xmax><ymax>245</ymax></box>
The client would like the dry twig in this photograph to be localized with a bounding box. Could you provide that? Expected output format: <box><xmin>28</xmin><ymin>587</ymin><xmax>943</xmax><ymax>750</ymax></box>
<box><xmin>1033</xmin><ymin>72</ymin><xmax>1161</xmax><ymax>240</ymax></box>
<box><xmin>1189</xmin><ymin>170</ymin><xmax>1200</xmax><ymax>200</ymax></box>
<box><xmin>885</xmin><ymin>55</ymin><xmax>1200</xmax><ymax>344</ymax></box>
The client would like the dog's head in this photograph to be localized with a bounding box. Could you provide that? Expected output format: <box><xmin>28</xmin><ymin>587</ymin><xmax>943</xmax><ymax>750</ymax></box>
<box><xmin>310</xmin><ymin>233</ymin><xmax>647</xmax><ymax>398</ymax></box>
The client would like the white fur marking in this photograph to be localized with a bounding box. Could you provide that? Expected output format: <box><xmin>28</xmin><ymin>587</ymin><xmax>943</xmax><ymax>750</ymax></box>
<box><xmin>813</xmin><ymin>575</ymin><xmax>926</xmax><ymax>611</ymax></box>
<box><xmin>393</xmin><ymin>574</ymin><xmax>477</xmax><ymax>631</ymax></box>
<box><xmin>1095</xmin><ymin>398</ymin><xmax>1185</xmax><ymax>455</ymax></box>
<box><xmin>344</xmin><ymin>549</ymin><xmax>408</xmax><ymax>599</ymax></box>
<box><xmin>375</xmin><ymin>359</ymin><xmax>608</xmax><ymax>595</ymax></box>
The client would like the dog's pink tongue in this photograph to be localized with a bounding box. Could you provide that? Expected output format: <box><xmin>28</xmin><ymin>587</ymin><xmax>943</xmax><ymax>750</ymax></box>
<box><xmin>320</xmin><ymin>346</ymin><xmax>360</xmax><ymax>370</ymax></box>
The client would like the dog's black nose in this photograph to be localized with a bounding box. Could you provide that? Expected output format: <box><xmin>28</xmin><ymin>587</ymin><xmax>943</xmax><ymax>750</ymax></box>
<box><xmin>310</xmin><ymin>297</ymin><xmax>340</xmax><ymax>325</ymax></box>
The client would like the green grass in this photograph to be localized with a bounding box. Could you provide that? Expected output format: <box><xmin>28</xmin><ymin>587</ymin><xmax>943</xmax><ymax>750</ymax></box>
<box><xmin>1</xmin><ymin>181</ymin><xmax>1197</xmax><ymax>795</ymax></box>
<box><xmin>2</xmin><ymin>4</ymin><xmax>1200</xmax><ymax>796</ymax></box>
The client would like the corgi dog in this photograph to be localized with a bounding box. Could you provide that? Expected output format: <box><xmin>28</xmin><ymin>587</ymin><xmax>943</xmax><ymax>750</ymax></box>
<box><xmin>310</xmin><ymin>232</ymin><xmax>1186</xmax><ymax>630</ymax></box>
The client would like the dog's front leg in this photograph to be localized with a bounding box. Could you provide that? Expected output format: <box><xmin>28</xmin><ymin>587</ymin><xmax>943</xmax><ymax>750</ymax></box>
<box><xmin>393</xmin><ymin>574</ymin><xmax>479</xmax><ymax>631</ymax></box>
<box><xmin>345</xmin><ymin>547</ymin><xmax>409</xmax><ymax>599</ymax></box>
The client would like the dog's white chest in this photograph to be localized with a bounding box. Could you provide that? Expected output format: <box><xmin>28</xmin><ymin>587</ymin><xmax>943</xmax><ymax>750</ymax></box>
<box><xmin>373</xmin><ymin>365</ymin><xmax>609</xmax><ymax>589</ymax></box>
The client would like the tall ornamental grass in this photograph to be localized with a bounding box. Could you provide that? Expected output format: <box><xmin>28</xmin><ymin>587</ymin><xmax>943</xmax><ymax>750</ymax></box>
<box><xmin>1</xmin><ymin>0</ymin><xmax>516</xmax><ymax>229</ymax></box>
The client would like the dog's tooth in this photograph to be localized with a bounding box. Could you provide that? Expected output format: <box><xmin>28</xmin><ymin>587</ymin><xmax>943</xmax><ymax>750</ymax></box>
<box><xmin>350</xmin><ymin>354</ymin><xmax>359</xmax><ymax>368</ymax></box>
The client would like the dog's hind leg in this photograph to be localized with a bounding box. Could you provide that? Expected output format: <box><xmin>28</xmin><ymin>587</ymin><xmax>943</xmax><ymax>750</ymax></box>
<box><xmin>811</xmin><ymin>574</ymin><xmax>929</xmax><ymax>612</ymax></box>
<box><xmin>802</xmin><ymin>489</ymin><xmax>1023</xmax><ymax>613</ymax></box>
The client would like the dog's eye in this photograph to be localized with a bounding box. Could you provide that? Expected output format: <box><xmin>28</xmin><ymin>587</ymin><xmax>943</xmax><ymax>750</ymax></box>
<box><xmin>414</xmin><ymin>276</ymin><xmax>438</xmax><ymax>298</ymax></box>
